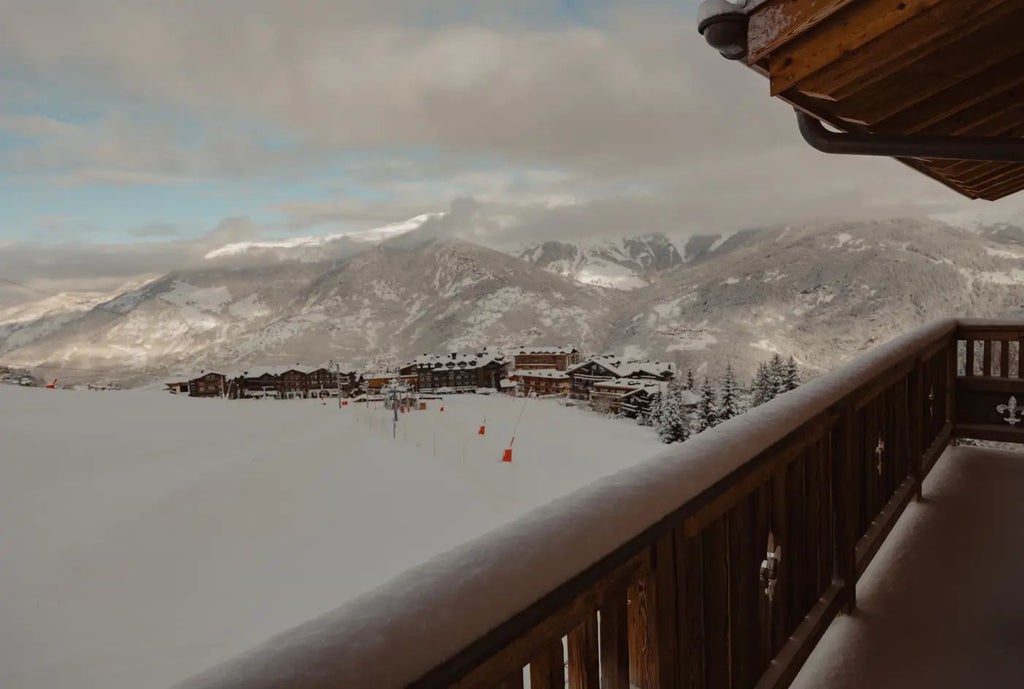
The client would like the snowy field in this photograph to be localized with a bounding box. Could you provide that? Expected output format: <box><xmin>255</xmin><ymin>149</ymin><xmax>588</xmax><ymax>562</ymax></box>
<box><xmin>0</xmin><ymin>386</ymin><xmax>662</xmax><ymax>689</ymax></box>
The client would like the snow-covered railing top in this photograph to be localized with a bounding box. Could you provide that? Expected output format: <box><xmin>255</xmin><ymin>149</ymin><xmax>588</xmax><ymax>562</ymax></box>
<box><xmin>178</xmin><ymin>318</ymin><xmax>960</xmax><ymax>689</ymax></box>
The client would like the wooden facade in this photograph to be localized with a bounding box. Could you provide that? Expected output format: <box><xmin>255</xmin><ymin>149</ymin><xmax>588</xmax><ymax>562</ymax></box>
<box><xmin>401</xmin><ymin>353</ymin><xmax>510</xmax><ymax>392</ymax></box>
<box><xmin>188</xmin><ymin>372</ymin><xmax>226</xmax><ymax>398</ymax></box>
<box><xmin>513</xmin><ymin>370</ymin><xmax>571</xmax><ymax>396</ymax></box>
<box><xmin>568</xmin><ymin>358</ymin><xmax>676</xmax><ymax>400</ymax></box>
<box><xmin>700</xmin><ymin>0</ymin><xmax>1024</xmax><ymax>201</ymax></box>
<box><xmin>512</xmin><ymin>347</ymin><xmax>582</xmax><ymax>372</ymax></box>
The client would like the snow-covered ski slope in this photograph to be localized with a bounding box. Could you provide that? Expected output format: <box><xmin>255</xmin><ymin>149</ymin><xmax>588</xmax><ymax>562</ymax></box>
<box><xmin>0</xmin><ymin>386</ymin><xmax>661</xmax><ymax>689</ymax></box>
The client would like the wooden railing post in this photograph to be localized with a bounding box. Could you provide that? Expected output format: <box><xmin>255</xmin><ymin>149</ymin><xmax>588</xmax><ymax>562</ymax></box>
<box><xmin>832</xmin><ymin>406</ymin><xmax>857</xmax><ymax>613</ymax></box>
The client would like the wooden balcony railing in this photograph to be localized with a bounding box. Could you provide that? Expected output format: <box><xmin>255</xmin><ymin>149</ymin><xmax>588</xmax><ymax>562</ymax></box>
<box><xmin>179</xmin><ymin>318</ymin><xmax>1024</xmax><ymax>689</ymax></box>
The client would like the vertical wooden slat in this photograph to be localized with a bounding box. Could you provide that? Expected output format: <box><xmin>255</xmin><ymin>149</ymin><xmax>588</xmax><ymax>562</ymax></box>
<box><xmin>833</xmin><ymin>407</ymin><xmax>857</xmax><ymax>613</ymax></box>
<box><xmin>702</xmin><ymin>518</ymin><xmax>729</xmax><ymax>689</ymax></box>
<box><xmin>600</xmin><ymin>589</ymin><xmax>630</xmax><ymax>689</ymax></box>
<box><xmin>863</xmin><ymin>402</ymin><xmax>879</xmax><ymax>538</ymax></box>
<box><xmin>785</xmin><ymin>455</ymin><xmax>807</xmax><ymax>631</ymax></box>
<box><xmin>947</xmin><ymin>339</ymin><xmax>956</xmax><ymax>428</ymax></box>
<box><xmin>769</xmin><ymin>468</ymin><xmax>789</xmax><ymax>654</ymax></box>
<box><xmin>628</xmin><ymin>575</ymin><xmax>656</xmax><ymax>689</ymax></box>
<box><xmin>966</xmin><ymin>339</ymin><xmax>975</xmax><ymax>377</ymax></box>
<box><xmin>817</xmin><ymin>439</ymin><xmax>834</xmax><ymax>597</ymax></box>
<box><xmin>530</xmin><ymin>640</ymin><xmax>564</xmax><ymax>689</ymax></box>
<box><xmin>569</xmin><ymin>616</ymin><xmax>600</xmax><ymax>689</ymax></box>
<box><xmin>983</xmin><ymin>339</ymin><xmax>993</xmax><ymax>377</ymax></box>
<box><xmin>908</xmin><ymin>362</ymin><xmax>924</xmax><ymax>501</ymax></box>
<box><xmin>803</xmin><ymin>442</ymin><xmax>823</xmax><ymax>606</ymax></box>
<box><xmin>629</xmin><ymin>534</ymin><xmax>679</xmax><ymax>689</ymax></box>
<box><xmin>727</xmin><ymin>495</ymin><xmax>759</xmax><ymax>689</ymax></box>
<box><xmin>1000</xmin><ymin>340</ymin><xmax>1010</xmax><ymax>378</ymax></box>
<box><xmin>753</xmin><ymin>482</ymin><xmax>772</xmax><ymax>681</ymax></box>
<box><xmin>677</xmin><ymin>533</ymin><xmax>705</xmax><ymax>689</ymax></box>
<box><xmin>652</xmin><ymin>532</ymin><xmax>680</xmax><ymax>689</ymax></box>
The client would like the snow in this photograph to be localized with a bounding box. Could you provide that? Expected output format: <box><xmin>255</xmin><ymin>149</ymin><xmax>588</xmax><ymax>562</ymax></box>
<box><xmin>159</xmin><ymin>282</ymin><xmax>233</xmax><ymax>311</ymax></box>
<box><xmin>178</xmin><ymin>319</ymin><xmax>960</xmax><ymax>689</ymax></box>
<box><xmin>203</xmin><ymin>213</ymin><xmax>443</xmax><ymax>260</ymax></box>
<box><xmin>721</xmin><ymin>276</ymin><xmax>741</xmax><ymax>285</ymax></box>
<box><xmin>0</xmin><ymin>386</ymin><xmax>661</xmax><ymax>689</ymax></box>
<box><xmin>791</xmin><ymin>445</ymin><xmax>1024</xmax><ymax>689</ymax></box>
<box><xmin>958</xmin><ymin>267</ymin><xmax>1024</xmax><ymax>287</ymax></box>
<box><xmin>576</xmin><ymin>262</ymin><xmax>647</xmax><ymax>290</ymax></box>
<box><xmin>983</xmin><ymin>246</ymin><xmax>1024</xmax><ymax>259</ymax></box>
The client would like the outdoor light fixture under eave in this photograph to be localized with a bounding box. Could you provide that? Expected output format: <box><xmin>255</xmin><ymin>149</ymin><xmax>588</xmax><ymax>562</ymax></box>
<box><xmin>697</xmin><ymin>0</ymin><xmax>752</xmax><ymax>61</ymax></box>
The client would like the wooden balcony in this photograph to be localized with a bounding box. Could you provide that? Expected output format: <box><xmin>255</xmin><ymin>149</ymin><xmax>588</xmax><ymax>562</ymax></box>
<box><xmin>178</xmin><ymin>319</ymin><xmax>1024</xmax><ymax>689</ymax></box>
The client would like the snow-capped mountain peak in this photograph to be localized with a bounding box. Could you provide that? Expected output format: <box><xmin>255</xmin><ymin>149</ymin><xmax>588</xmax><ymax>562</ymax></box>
<box><xmin>517</xmin><ymin>234</ymin><xmax>683</xmax><ymax>290</ymax></box>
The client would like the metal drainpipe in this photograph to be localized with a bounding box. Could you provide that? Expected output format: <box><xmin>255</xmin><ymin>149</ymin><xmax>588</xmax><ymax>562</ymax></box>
<box><xmin>796</xmin><ymin>111</ymin><xmax>1024</xmax><ymax>162</ymax></box>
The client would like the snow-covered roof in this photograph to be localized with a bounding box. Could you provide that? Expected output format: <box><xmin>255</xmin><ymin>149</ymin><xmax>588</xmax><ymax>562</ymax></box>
<box><xmin>514</xmin><ymin>369</ymin><xmax>570</xmax><ymax>380</ymax></box>
<box><xmin>405</xmin><ymin>351</ymin><xmax>506</xmax><ymax>369</ymax></box>
<box><xmin>568</xmin><ymin>356</ymin><xmax>675</xmax><ymax>378</ymax></box>
<box><xmin>231</xmin><ymin>365</ymin><xmax>314</xmax><ymax>377</ymax></box>
<box><xmin>514</xmin><ymin>346</ymin><xmax>577</xmax><ymax>355</ymax></box>
<box><xmin>591</xmin><ymin>378</ymin><xmax>698</xmax><ymax>405</ymax></box>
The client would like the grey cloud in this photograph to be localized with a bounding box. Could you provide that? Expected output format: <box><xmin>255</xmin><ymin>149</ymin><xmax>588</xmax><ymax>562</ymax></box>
<box><xmin>130</xmin><ymin>222</ymin><xmax>182</xmax><ymax>238</ymax></box>
<box><xmin>1</xmin><ymin>0</ymin><xmax>1022</xmax><ymax>269</ymax></box>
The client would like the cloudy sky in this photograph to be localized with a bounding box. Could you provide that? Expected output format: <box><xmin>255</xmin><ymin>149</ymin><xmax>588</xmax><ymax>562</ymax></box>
<box><xmin>2</xmin><ymin>0</ymin><xmax>1023</xmax><ymax>296</ymax></box>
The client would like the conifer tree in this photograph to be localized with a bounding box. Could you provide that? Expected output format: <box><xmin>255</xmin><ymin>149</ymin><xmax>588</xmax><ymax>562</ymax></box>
<box><xmin>654</xmin><ymin>380</ymin><xmax>690</xmax><ymax>443</ymax></box>
<box><xmin>783</xmin><ymin>356</ymin><xmax>800</xmax><ymax>392</ymax></box>
<box><xmin>751</xmin><ymin>361</ymin><xmax>774</xmax><ymax>407</ymax></box>
<box><xmin>719</xmin><ymin>364</ymin><xmax>741</xmax><ymax>422</ymax></box>
<box><xmin>768</xmin><ymin>353</ymin><xmax>786</xmax><ymax>397</ymax></box>
<box><xmin>685</xmin><ymin>369</ymin><xmax>695</xmax><ymax>390</ymax></box>
<box><xmin>696</xmin><ymin>376</ymin><xmax>720</xmax><ymax>433</ymax></box>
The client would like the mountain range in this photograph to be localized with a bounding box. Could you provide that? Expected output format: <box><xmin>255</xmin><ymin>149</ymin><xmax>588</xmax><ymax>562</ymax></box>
<box><xmin>3</xmin><ymin>217</ymin><xmax>1024</xmax><ymax>387</ymax></box>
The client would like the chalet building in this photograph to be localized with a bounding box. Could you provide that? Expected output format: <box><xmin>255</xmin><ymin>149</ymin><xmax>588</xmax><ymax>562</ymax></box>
<box><xmin>400</xmin><ymin>352</ymin><xmax>510</xmax><ymax>393</ymax></box>
<box><xmin>512</xmin><ymin>346</ymin><xmax>581</xmax><ymax>372</ymax></box>
<box><xmin>279</xmin><ymin>368</ymin><xmax>313</xmax><ymax>399</ymax></box>
<box><xmin>590</xmin><ymin>378</ymin><xmax>699</xmax><ymax>418</ymax></box>
<box><xmin>165</xmin><ymin>380</ymin><xmax>190</xmax><ymax>394</ymax></box>
<box><xmin>511</xmin><ymin>369</ymin><xmax>570</xmax><ymax>397</ymax></box>
<box><xmin>567</xmin><ymin>356</ymin><xmax>675</xmax><ymax>399</ymax></box>
<box><xmin>188</xmin><ymin>372</ymin><xmax>226</xmax><ymax>398</ymax></box>
<box><xmin>228</xmin><ymin>372</ymin><xmax>280</xmax><ymax>399</ymax></box>
<box><xmin>306</xmin><ymin>367</ymin><xmax>360</xmax><ymax>398</ymax></box>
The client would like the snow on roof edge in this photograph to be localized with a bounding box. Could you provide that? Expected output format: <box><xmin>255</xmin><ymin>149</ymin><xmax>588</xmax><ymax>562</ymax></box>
<box><xmin>176</xmin><ymin>319</ymin><xmax>958</xmax><ymax>689</ymax></box>
<box><xmin>697</xmin><ymin>0</ymin><xmax>766</xmax><ymax>25</ymax></box>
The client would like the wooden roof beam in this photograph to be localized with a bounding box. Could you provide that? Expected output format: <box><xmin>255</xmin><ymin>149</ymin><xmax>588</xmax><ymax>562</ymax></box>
<box><xmin>768</xmin><ymin>0</ymin><xmax>944</xmax><ymax>97</ymax></box>
<box><xmin>787</xmin><ymin>0</ymin><xmax>1023</xmax><ymax>104</ymax></box>
<box><xmin>832</xmin><ymin>10</ymin><xmax>1024</xmax><ymax>127</ymax></box>
<box><xmin>875</xmin><ymin>54</ymin><xmax>1024</xmax><ymax>134</ymax></box>
<box><xmin>974</xmin><ymin>173</ymin><xmax>1024</xmax><ymax>200</ymax></box>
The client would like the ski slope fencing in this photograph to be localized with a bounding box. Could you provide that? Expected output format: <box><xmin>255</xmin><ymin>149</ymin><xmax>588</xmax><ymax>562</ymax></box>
<box><xmin>177</xmin><ymin>317</ymin><xmax>1024</xmax><ymax>689</ymax></box>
